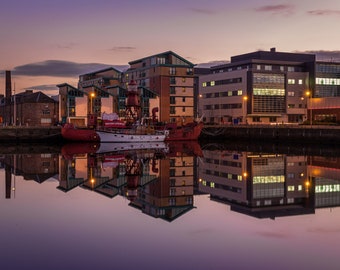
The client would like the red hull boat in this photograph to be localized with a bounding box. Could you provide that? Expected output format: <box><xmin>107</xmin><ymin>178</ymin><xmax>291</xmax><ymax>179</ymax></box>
<box><xmin>163</xmin><ymin>121</ymin><xmax>203</xmax><ymax>141</ymax></box>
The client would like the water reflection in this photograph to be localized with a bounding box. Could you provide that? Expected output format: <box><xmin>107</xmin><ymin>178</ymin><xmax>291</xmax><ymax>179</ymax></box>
<box><xmin>1</xmin><ymin>141</ymin><xmax>340</xmax><ymax>221</ymax></box>
<box><xmin>59</xmin><ymin>141</ymin><xmax>202</xmax><ymax>221</ymax></box>
<box><xmin>199</xmin><ymin>142</ymin><xmax>340</xmax><ymax>219</ymax></box>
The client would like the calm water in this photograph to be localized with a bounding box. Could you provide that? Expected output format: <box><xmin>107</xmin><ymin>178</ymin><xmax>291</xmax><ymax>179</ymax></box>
<box><xmin>1</xmin><ymin>141</ymin><xmax>340</xmax><ymax>270</ymax></box>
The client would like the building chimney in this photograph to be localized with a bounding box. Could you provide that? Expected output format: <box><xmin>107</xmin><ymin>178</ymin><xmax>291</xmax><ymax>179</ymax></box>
<box><xmin>5</xmin><ymin>70</ymin><xmax>12</xmax><ymax>102</ymax></box>
<box><xmin>270</xmin><ymin>47</ymin><xmax>276</xmax><ymax>52</ymax></box>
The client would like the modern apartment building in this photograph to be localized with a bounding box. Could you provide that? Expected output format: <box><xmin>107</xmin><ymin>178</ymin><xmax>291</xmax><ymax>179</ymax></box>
<box><xmin>123</xmin><ymin>51</ymin><xmax>195</xmax><ymax>124</ymax></box>
<box><xmin>199</xmin><ymin>48</ymin><xmax>340</xmax><ymax>125</ymax></box>
<box><xmin>58</xmin><ymin>67</ymin><xmax>122</xmax><ymax>126</ymax></box>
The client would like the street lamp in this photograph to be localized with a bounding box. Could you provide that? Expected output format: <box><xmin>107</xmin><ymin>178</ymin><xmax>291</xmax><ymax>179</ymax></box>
<box><xmin>306</xmin><ymin>91</ymin><xmax>312</xmax><ymax>127</ymax></box>
<box><xmin>243</xmin><ymin>96</ymin><xmax>248</xmax><ymax>124</ymax></box>
<box><xmin>90</xmin><ymin>92</ymin><xmax>95</xmax><ymax>114</ymax></box>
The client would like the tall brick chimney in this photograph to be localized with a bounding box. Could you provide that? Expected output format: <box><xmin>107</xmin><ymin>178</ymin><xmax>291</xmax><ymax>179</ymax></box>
<box><xmin>5</xmin><ymin>70</ymin><xmax>12</xmax><ymax>104</ymax></box>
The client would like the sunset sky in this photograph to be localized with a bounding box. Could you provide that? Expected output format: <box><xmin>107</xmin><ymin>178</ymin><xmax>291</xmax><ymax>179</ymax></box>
<box><xmin>1</xmin><ymin>0</ymin><xmax>340</xmax><ymax>96</ymax></box>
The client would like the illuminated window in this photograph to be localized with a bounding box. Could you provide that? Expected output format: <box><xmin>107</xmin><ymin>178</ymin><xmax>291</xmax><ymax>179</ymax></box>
<box><xmin>287</xmin><ymin>185</ymin><xmax>295</xmax><ymax>191</ymax></box>
<box><xmin>288</xmin><ymin>79</ymin><xmax>295</xmax><ymax>84</ymax></box>
<box><xmin>210</xmin><ymin>182</ymin><xmax>215</xmax><ymax>188</ymax></box>
<box><xmin>202</xmin><ymin>82</ymin><xmax>207</xmax><ymax>87</ymax></box>
<box><xmin>265</xmin><ymin>65</ymin><xmax>272</xmax><ymax>71</ymax></box>
<box><xmin>298</xmin><ymin>79</ymin><xmax>303</xmax><ymax>85</ymax></box>
<box><xmin>298</xmin><ymin>185</ymin><xmax>302</xmax><ymax>191</ymax></box>
<box><xmin>237</xmin><ymin>90</ymin><xmax>243</xmax><ymax>96</ymax></box>
<box><xmin>211</xmin><ymin>81</ymin><xmax>215</xmax><ymax>86</ymax></box>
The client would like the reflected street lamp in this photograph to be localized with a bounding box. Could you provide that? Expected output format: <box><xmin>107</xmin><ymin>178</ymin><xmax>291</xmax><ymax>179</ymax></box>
<box><xmin>243</xmin><ymin>96</ymin><xmax>248</xmax><ymax>124</ymax></box>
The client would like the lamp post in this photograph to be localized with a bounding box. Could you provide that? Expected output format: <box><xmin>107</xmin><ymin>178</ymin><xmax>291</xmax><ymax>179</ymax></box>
<box><xmin>243</xmin><ymin>96</ymin><xmax>248</xmax><ymax>124</ymax></box>
<box><xmin>306</xmin><ymin>91</ymin><xmax>312</xmax><ymax>127</ymax></box>
<box><xmin>90</xmin><ymin>92</ymin><xmax>95</xmax><ymax>114</ymax></box>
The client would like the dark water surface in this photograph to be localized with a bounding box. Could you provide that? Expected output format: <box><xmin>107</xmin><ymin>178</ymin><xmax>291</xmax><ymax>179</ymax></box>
<box><xmin>1</xmin><ymin>141</ymin><xmax>340</xmax><ymax>270</ymax></box>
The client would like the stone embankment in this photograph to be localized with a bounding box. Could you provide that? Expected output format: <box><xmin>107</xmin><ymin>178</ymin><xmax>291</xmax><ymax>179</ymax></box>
<box><xmin>200</xmin><ymin>124</ymin><xmax>340</xmax><ymax>144</ymax></box>
<box><xmin>0</xmin><ymin>126</ymin><xmax>62</xmax><ymax>142</ymax></box>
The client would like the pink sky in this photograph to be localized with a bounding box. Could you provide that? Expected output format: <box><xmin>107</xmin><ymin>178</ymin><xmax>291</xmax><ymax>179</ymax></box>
<box><xmin>1</xmin><ymin>0</ymin><xmax>340</xmax><ymax>95</ymax></box>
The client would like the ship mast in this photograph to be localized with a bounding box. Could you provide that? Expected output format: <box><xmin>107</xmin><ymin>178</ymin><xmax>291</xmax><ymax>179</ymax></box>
<box><xmin>125</xmin><ymin>80</ymin><xmax>141</xmax><ymax>126</ymax></box>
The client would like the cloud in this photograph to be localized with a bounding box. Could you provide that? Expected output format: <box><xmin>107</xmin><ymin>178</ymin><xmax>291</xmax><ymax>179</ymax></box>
<box><xmin>295</xmin><ymin>50</ymin><xmax>340</xmax><ymax>61</ymax></box>
<box><xmin>188</xmin><ymin>7</ymin><xmax>216</xmax><ymax>15</ymax></box>
<box><xmin>10</xmin><ymin>60</ymin><xmax>128</xmax><ymax>77</ymax></box>
<box><xmin>110</xmin><ymin>46</ymin><xmax>136</xmax><ymax>52</ymax></box>
<box><xmin>26</xmin><ymin>84</ymin><xmax>60</xmax><ymax>91</ymax></box>
<box><xmin>254</xmin><ymin>4</ymin><xmax>294</xmax><ymax>16</ymax></box>
<box><xmin>256</xmin><ymin>231</ymin><xmax>291</xmax><ymax>239</ymax></box>
<box><xmin>307</xmin><ymin>10</ymin><xmax>340</xmax><ymax>16</ymax></box>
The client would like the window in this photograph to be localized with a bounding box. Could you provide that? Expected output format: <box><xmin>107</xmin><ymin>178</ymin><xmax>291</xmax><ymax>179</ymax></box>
<box><xmin>41</xmin><ymin>118</ymin><xmax>52</xmax><ymax>124</ymax></box>
<box><xmin>170</xmin><ymin>107</ymin><xmax>176</xmax><ymax>114</ymax></box>
<box><xmin>288</xmin><ymin>79</ymin><xmax>295</xmax><ymax>84</ymax></box>
<box><xmin>170</xmin><ymin>86</ymin><xmax>176</xmax><ymax>94</ymax></box>
<box><xmin>169</xmin><ymin>169</ymin><xmax>176</xmax><ymax>177</ymax></box>
<box><xmin>182</xmin><ymin>87</ymin><xmax>186</xmax><ymax>92</ymax></box>
<box><xmin>157</xmin><ymin>57</ymin><xmax>166</xmax><ymax>64</ymax></box>
<box><xmin>169</xmin><ymin>67</ymin><xmax>176</xmax><ymax>75</ymax></box>
<box><xmin>288</xmin><ymin>66</ymin><xmax>295</xmax><ymax>72</ymax></box>
<box><xmin>42</xmin><ymin>109</ymin><xmax>50</xmax><ymax>115</ymax></box>
<box><xmin>182</xmin><ymin>97</ymin><xmax>186</xmax><ymax>102</ymax></box>
<box><xmin>298</xmin><ymin>79</ymin><xmax>303</xmax><ymax>85</ymax></box>
<box><xmin>170</xmin><ymin>96</ymin><xmax>175</xmax><ymax>104</ymax></box>
<box><xmin>182</xmin><ymin>107</ymin><xmax>185</xmax><ymax>112</ymax></box>
<box><xmin>265</xmin><ymin>65</ymin><xmax>272</xmax><ymax>71</ymax></box>
<box><xmin>182</xmin><ymin>77</ymin><xmax>186</xmax><ymax>82</ymax></box>
<box><xmin>257</xmin><ymin>65</ymin><xmax>261</xmax><ymax>70</ymax></box>
<box><xmin>288</xmin><ymin>186</ymin><xmax>295</xmax><ymax>191</ymax></box>
<box><xmin>210</xmin><ymin>81</ymin><xmax>215</xmax><ymax>86</ymax></box>
<box><xmin>202</xmin><ymin>82</ymin><xmax>207</xmax><ymax>87</ymax></box>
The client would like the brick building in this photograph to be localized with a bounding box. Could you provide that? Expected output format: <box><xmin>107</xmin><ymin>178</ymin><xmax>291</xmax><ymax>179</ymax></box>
<box><xmin>0</xmin><ymin>89</ymin><xmax>58</xmax><ymax>126</ymax></box>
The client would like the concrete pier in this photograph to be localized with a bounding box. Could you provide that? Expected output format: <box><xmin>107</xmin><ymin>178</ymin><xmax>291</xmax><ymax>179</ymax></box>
<box><xmin>200</xmin><ymin>124</ymin><xmax>340</xmax><ymax>144</ymax></box>
<box><xmin>0</xmin><ymin>126</ymin><xmax>62</xmax><ymax>142</ymax></box>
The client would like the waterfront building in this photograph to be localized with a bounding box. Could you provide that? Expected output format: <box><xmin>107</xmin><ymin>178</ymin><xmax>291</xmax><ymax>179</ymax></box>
<box><xmin>58</xmin><ymin>68</ymin><xmax>122</xmax><ymax>126</ymax></box>
<box><xmin>311</xmin><ymin>62</ymin><xmax>340</xmax><ymax>123</ymax></box>
<box><xmin>0</xmin><ymin>70</ymin><xmax>58</xmax><ymax>126</ymax></box>
<box><xmin>123</xmin><ymin>51</ymin><xmax>195</xmax><ymax>124</ymax></box>
<box><xmin>0</xmin><ymin>89</ymin><xmax>58</xmax><ymax>126</ymax></box>
<box><xmin>199</xmin><ymin>48</ymin><xmax>340</xmax><ymax>125</ymax></box>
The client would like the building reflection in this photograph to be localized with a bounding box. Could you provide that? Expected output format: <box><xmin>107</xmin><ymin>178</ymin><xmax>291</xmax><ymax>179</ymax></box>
<box><xmin>0</xmin><ymin>150</ymin><xmax>59</xmax><ymax>199</ymax></box>
<box><xmin>198</xmin><ymin>145</ymin><xmax>340</xmax><ymax>219</ymax></box>
<box><xmin>58</xmin><ymin>141</ymin><xmax>202</xmax><ymax>221</ymax></box>
<box><xmin>2</xmin><ymin>142</ymin><xmax>340</xmax><ymax>221</ymax></box>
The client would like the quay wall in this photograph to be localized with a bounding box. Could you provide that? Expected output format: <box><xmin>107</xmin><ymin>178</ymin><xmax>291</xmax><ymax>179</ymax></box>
<box><xmin>200</xmin><ymin>125</ymin><xmax>340</xmax><ymax>144</ymax></box>
<box><xmin>0</xmin><ymin>126</ymin><xmax>62</xmax><ymax>142</ymax></box>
